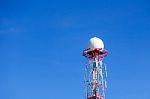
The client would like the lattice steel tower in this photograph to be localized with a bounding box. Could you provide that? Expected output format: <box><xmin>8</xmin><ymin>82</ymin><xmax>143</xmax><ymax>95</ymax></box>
<box><xmin>83</xmin><ymin>37</ymin><xmax>108</xmax><ymax>99</ymax></box>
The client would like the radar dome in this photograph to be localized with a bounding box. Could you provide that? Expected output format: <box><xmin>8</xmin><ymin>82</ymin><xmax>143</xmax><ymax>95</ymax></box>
<box><xmin>88</xmin><ymin>37</ymin><xmax>104</xmax><ymax>49</ymax></box>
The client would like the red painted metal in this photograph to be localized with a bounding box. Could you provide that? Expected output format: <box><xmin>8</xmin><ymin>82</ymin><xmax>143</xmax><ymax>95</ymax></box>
<box><xmin>83</xmin><ymin>48</ymin><xmax>108</xmax><ymax>99</ymax></box>
<box><xmin>83</xmin><ymin>48</ymin><xmax>108</xmax><ymax>60</ymax></box>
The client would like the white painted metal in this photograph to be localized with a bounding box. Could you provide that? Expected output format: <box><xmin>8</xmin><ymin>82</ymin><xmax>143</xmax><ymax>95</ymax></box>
<box><xmin>88</xmin><ymin>37</ymin><xmax>104</xmax><ymax>49</ymax></box>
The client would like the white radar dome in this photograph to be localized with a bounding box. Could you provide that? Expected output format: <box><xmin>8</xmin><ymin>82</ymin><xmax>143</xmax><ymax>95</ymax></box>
<box><xmin>88</xmin><ymin>37</ymin><xmax>104</xmax><ymax>49</ymax></box>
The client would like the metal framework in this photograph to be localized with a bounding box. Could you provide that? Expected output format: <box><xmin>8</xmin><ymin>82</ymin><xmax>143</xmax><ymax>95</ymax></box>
<box><xmin>83</xmin><ymin>48</ymin><xmax>108</xmax><ymax>99</ymax></box>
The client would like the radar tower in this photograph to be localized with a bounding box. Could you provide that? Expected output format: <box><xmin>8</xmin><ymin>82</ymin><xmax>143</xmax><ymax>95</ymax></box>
<box><xmin>83</xmin><ymin>37</ymin><xmax>108</xmax><ymax>99</ymax></box>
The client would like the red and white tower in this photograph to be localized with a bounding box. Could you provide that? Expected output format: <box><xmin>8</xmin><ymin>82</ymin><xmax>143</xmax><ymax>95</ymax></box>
<box><xmin>83</xmin><ymin>37</ymin><xmax>108</xmax><ymax>99</ymax></box>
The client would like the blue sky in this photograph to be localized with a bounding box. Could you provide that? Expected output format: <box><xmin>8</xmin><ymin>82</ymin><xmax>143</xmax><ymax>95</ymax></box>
<box><xmin>0</xmin><ymin>0</ymin><xmax>150</xmax><ymax>99</ymax></box>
